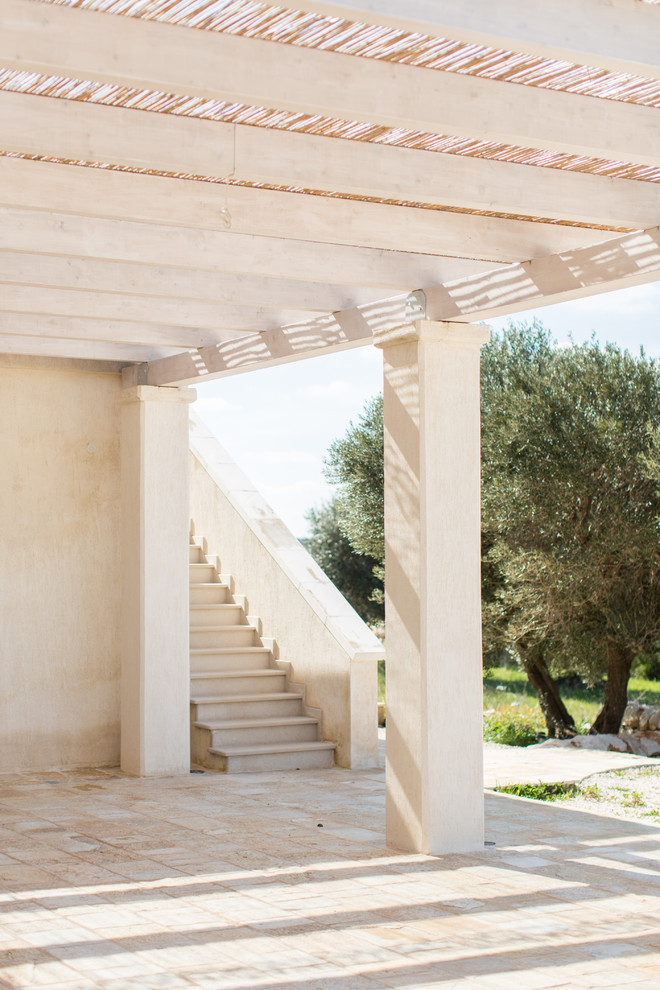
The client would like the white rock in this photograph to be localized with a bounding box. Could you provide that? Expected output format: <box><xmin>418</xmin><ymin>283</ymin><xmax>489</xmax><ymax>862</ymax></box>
<box><xmin>531</xmin><ymin>734</ymin><xmax>630</xmax><ymax>752</ymax></box>
<box><xmin>623</xmin><ymin>704</ymin><xmax>644</xmax><ymax>728</ymax></box>
<box><xmin>635</xmin><ymin>733</ymin><xmax>660</xmax><ymax>757</ymax></box>
<box><xmin>648</xmin><ymin>710</ymin><xmax>660</xmax><ymax>731</ymax></box>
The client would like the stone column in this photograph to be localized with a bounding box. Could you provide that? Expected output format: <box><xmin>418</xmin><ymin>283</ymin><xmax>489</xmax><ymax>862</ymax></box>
<box><xmin>119</xmin><ymin>385</ymin><xmax>196</xmax><ymax>776</ymax></box>
<box><xmin>373</xmin><ymin>320</ymin><xmax>489</xmax><ymax>854</ymax></box>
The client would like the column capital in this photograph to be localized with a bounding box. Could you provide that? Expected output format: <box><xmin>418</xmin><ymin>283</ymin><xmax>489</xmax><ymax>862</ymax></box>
<box><xmin>118</xmin><ymin>385</ymin><xmax>197</xmax><ymax>406</ymax></box>
<box><xmin>373</xmin><ymin>320</ymin><xmax>490</xmax><ymax>351</ymax></box>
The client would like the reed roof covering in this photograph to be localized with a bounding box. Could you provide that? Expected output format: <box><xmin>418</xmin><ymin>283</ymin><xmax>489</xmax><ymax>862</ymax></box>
<box><xmin>1</xmin><ymin>0</ymin><xmax>659</xmax><ymax>377</ymax></box>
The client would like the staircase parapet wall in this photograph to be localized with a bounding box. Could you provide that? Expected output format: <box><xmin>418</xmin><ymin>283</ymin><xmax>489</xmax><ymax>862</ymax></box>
<box><xmin>189</xmin><ymin>411</ymin><xmax>382</xmax><ymax>769</ymax></box>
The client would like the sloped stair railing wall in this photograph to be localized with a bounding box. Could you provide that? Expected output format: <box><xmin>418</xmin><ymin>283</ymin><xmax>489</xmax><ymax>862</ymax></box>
<box><xmin>189</xmin><ymin>411</ymin><xmax>383</xmax><ymax>769</ymax></box>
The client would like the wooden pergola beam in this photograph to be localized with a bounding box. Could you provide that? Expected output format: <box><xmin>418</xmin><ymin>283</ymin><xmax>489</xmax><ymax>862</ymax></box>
<box><xmin>283</xmin><ymin>0</ymin><xmax>660</xmax><ymax>82</ymax></box>
<box><xmin>0</xmin><ymin>250</ymin><xmax>388</xmax><ymax>314</ymax></box>
<box><xmin>0</xmin><ymin>284</ymin><xmax>318</xmax><ymax>336</ymax></box>
<box><xmin>1</xmin><ymin>90</ymin><xmax>657</xmax><ymax>229</ymax></box>
<box><xmin>426</xmin><ymin>228</ymin><xmax>660</xmax><ymax>321</ymax></box>
<box><xmin>0</xmin><ymin>208</ymin><xmax>497</xmax><ymax>291</ymax></box>
<box><xmin>0</xmin><ymin>333</ymin><xmax>185</xmax><ymax>362</ymax></box>
<box><xmin>0</xmin><ymin>312</ymin><xmax>227</xmax><ymax>349</ymax></box>
<box><xmin>121</xmin><ymin>293</ymin><xmax>425</xmax><ymax>387</ymax></box>
<box><xmin>127</xmin><ymin>226</ymin><xmax>660</xmax><ymax>387</ymax></box>
<box><xmin>3</xmin><ymin>0</ymin><xmax>660</xmax><ymax>166</ymax></box>
<box><xmin>0</xmin><ymin>157</ymin><xmax>612</xmax><ymax>263</ymax></box>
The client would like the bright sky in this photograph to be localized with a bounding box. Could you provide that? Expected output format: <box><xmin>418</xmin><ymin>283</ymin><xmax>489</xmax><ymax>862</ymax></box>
<box><xmin>195</xmin><ymin>282</ymin><xmax>660</xmax><ymax>537</ymax></box>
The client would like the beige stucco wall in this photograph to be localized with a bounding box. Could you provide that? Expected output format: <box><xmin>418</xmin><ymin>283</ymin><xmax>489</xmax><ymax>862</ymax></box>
<box><xmin>0</xmin><ymin>362</ymin><xmax>122</xmax><ymax>771</ymax></box>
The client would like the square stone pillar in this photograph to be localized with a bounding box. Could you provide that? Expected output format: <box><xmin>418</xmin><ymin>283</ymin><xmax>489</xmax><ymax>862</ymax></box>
<box><xmin>374</xmin><ymin>320</ymin><xmax>489</xmax><ymax>854</ymax></box>
<box><xmin>119</xmin><ymin>385</ymin><xmax>196</xmax><ymax>776</ymax></box>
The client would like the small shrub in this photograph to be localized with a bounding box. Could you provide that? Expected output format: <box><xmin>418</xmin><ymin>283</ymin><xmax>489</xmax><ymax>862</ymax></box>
<box><xmin>483</xmin><ymin>703</ymin><xmax>545</xmax><ymax>747</ymax></box>
<box><xmin>622</xmin><ymin>790</ymin><xmax>645</xmax><ymax>809</ymax></box>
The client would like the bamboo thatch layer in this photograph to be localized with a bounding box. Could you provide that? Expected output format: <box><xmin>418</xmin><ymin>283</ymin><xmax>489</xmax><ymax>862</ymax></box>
<box><xmin>0</xmin><ymin>0</ymin><xmax>658</xmax><ymax>213</ymax></box>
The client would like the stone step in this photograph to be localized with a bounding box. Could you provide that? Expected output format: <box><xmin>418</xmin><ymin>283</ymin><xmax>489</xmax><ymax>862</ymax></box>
<box><xmin>188</xmin><ymin>536</ymin><xmax>332</xmax><ymax>774</ymax></box>
<box><xmin>189</xmin><ymin>562</ymin><xmax>218</xmax><ymax>584</ymax></box>
<box><xmin>195</xmin><ymin>716</ymin><xmax>321</xmax><ymax>747</ymax></box>
<box><xmin>191</xmin><ymin>646</ymin><xmax>272</xmax><ymax>668</ymax></box>
<box><xmin>190</xmin><ymin>692</ymin><xmax>305</xmax><ymax>721</ymax></box>
<box><xmin>190</xmin><ymin>647</ymin><xmax>272</xmax><ymax>673</ymax></box>
<box><xmin>190</xmin><ymin>668</ymin><xmax>287</xmax><ymax>697</ymax></box>
<box><xmin>190</xmin><ymin>604</ymin><xmax>245</xmax><ymax>626</ymax></box>
<box><xmin>189</xmin><ymin>582</ymin><xmax>232</xmax><ymax>605</ymax></box>
<box><xmin>205</xmin><ymin>740</ymin><xmax>336</xmax><ymax>773</ymax></box>
<box><xmin>190</xmin><ymin>624</ymin><xmax>258</xmax><ymax>649</ymax></box>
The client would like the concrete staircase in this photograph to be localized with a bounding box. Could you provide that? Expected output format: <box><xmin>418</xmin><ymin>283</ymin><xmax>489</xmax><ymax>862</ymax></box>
<box><xmin>189</xmin><ymin>534</ymin><xmax>336</xmax><ymax>772</ymax></box>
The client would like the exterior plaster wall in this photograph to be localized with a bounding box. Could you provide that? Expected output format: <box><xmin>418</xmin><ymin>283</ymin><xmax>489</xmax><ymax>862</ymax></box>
<box><xmin>189</xmin><ymin>414</ymin><xmax>382</xmax><ymax>769</ymax></box>
<box><xmin>0</xmin><ymin>363</ymin><xmax>122</xmax><ymax>770</ymax></box>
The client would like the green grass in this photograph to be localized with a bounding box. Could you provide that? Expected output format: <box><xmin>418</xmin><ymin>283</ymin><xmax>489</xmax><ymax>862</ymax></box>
<box><xmin>495</xmin><ymin>781</ymin><xmax>602</xmax><ymax>801</ymax></box>
<box><xmin>378</xmin><ymin>661</ymin><xmax>659</xmax><ymax>740</ymax></box>
<box><xmin>483</xmin><ymin>666</ymin><xmax>660</xmax><ymax>735</ymax></box>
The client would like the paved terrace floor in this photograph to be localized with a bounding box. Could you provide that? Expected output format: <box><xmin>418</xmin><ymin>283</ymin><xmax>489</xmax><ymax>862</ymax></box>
<box><xmin>1</xmin><ymin>758</ymin><xmax>659</xmax><ymax>990</ymax></box>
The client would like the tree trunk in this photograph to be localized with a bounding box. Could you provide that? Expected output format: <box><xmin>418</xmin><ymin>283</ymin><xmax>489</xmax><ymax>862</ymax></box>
<box><xmin>590</xmin><ymin>643</ymin><xmax>633</xmax><ymax>735</ymax></box>
<box><xmin>520</xmin><ymin>646</ymin><xmax>576</xmax><ymax>738</ymax></box>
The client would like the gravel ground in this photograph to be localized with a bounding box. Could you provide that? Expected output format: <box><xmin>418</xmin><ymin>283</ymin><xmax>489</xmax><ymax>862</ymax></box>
<box><xmin>551</xmin><ymin>764</ymin><xmax>660</xmax><ymax>823</ymax></box>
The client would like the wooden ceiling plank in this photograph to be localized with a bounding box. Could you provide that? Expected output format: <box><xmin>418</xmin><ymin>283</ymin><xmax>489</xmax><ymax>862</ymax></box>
<box><xmin>0</xmin><ymin>249</ymin><xmax>389</xmax><ymax>312</ymax></box>
<box><xmin>0</xmin><ymin>334</ymin><xmax>184</xmax><ymax>362</ymax></box>
<box><xmin>0</xmin><ymin>208</ymin><xmax>500</xmax><ymax>290</ymax></box>
<box><xmin>0</xmin><ymin>157</ymin><xmax>618</xmax><ymax>263</ymax></box>
<box><xmin>0</xmin><ymin>90</ymin><xmax>657</xmax><ymax>229</ymax></box>
<box><xmin>2</xmin><ymin>0</ymin><xmax>659</xmax><ymax>165</ymax></box>
<box><xmin>0</xmin><ymin>312</ymin><xmax>228</xmax><ymax>348</ymax></box>
<box><xmin>0</xmin><ymin>283</ymin><xmax>319</xmax><ymax>333</ymax></box>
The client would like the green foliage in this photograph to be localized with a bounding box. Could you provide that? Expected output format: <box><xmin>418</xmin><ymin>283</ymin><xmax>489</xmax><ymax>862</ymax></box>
<box><xmin>481</xmin><ymin>322</ymin><xmax>660</xmax><ymax>730</ymax></box>
<box><xmin>495</xmin><ymin>781</ymin><xmax>602</xmax><ymax>801</ymax></box>
<box><xmin>484</xmin><ymin>666</ymin><xmax>596</xmax><ymax>731</ymax></box>
<box><xmin>377</xmin><ymin>659</ymin><xmax>386</xmax><ymax>702</ymax></box>
<box><xmin>483</xmin><ymin>665</ymin><xmax>660</xmax><ymax>732</ymax></box>
<box><xmin>323</xmin><ymin>395</ymin><xmax>384</xmax><ymax>564</ymax></box>
<box><xmin>495</xmin><ymin>781</ymin><xmax>581</xmax><ymax>800</ymax></box>
<box><xmin>633</xmin><ymin>650</ymin><xmax>660</xmax><ymax>681</ymax></box>
<box><xmin>318</xmin><ymin>323</ymin><xmax>660</xmax><ymax>735</ymax></box>
<box><xmin>302</xmin><ymin>498</ymin><xmax>384</xmax><ymax>625</ymax></box>
<box><xmin>482</xmin><ymin>702</ymin><xmax>545</xmax><ymax>746</ymax></box>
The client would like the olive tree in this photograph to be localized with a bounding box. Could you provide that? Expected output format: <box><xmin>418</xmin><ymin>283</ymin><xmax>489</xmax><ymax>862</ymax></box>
<box><xmin>482</xmin><ymin>322</ymin><xmax>660</xmax><ymax>734</ymax></box>
<box><xmin>321</xmin><ymin>323</ymin><xmax>660</xmax><ymax>735</ymax></box>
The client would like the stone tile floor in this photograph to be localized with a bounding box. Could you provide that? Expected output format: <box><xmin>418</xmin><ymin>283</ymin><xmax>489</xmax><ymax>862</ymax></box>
<box><xmin>1</xmin><ymin>762</ymin><xmax>659</xmax><ymax>990</ymax></box>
